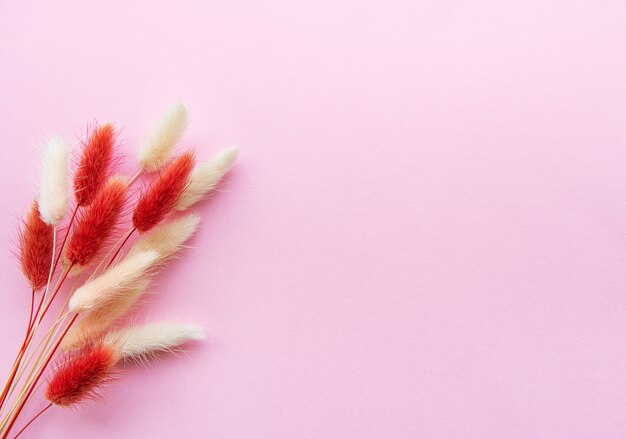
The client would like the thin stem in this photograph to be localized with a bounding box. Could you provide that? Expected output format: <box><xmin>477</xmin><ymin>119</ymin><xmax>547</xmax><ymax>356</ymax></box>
<box><xmin>106</xmin><ymin>228</ymin><xmax>136</xmax><ymax>269</ymax></box>
<box><xmin>26</xmin><ymin>290</ymin><xmax>35</xmax><ymax>334</ymax></box>
<box><xmin>50</xmin><ymin>205</ymin><xmax>78</xmax><ymax>276</ymax></box>
<box><xmin>128</xmin><ymin>168</ymin><xmax>143</xmax><ymax>186</ymax></box>
<box><xmin>0</xmin><ymin>226</ymin><xmax>59</xmax><ymax>415</ymax></box>
<box><xmin>6</xmin><ymin>276</ymin><xmax>80</xmax><ymax>411</ymax></box>
<box><xmin>0</xmin><ymin>261</ymin><xmax>72</xmax><ymax>430</ymax></box>
<box><xmin>13</xmin><ymin>403</ymin><xmax>51</xmax><ymax>438</ymax></box>
<box><xmin>0</xmin><ymin>289</ymin><xmax>36</xmax><ymax>411</ymax></box>
<box><xmin>36</xmin><ymin>264</ymin><xmax>72</xmax><ymax>326</ymax></box>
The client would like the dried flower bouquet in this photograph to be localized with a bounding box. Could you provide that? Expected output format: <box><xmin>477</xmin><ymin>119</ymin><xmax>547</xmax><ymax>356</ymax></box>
<box><xmin>0</xmin><ymin>103</ymin><xmax>238</xmax><ymax>438</ymax></box>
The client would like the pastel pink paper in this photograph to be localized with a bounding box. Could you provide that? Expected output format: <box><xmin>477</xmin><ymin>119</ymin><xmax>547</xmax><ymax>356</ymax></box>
<box><xmin>1</xmin><ymin>0</ymin><xmax>626</xmax><ymax>437</ymax></box>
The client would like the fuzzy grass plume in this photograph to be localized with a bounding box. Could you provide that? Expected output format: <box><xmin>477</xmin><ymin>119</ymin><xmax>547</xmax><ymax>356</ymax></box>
<box><xmin>104</xmin><ymin>323</ymin><xmax>205</xmax><ymax>361</ymax></box>
<box><xmin>127</xmin><ymin>214</ymin><xmax>200</xmax><ymax>262</ymax></box>
<box><xmin>39</xmin><ymin>136</ymin><xmax>69</xmax><ymax>226</ymax></box>
<box><xmin>66</xmin><ymin>176</ymin><xmax>128</xmax><ymax>268</ymax></box>
<box><xmin>45</xmin><ymin>344</ymin><xmax>118</xmax><ymax>407</ymax></box>
<box><xmin>132</xmin><ymin>151</ymin><xmax>195</xmax><ymax>233</ymax></box>
<box><xmin>138</xmin><ymin>103</ymin><xmax>188</xmax><ymax>172</ymax></box>
<box><xmin>176</xmin><ymin>146</ymin><xmax>239</xmax><ymax>211</ymax></box>
<box><xmin>18</xmin><ymin>202</ymin><xmax>54</xmax><ymax>290</ymax></box>
<box><xmin>73</xmin><ymin>124</ymin><xmax>117</xmax><ymax>206</ymax></box>
<box><xmin>69</xmin><ymin>250</ymin><xmax>158</xmax><ymax>313</ymax></box>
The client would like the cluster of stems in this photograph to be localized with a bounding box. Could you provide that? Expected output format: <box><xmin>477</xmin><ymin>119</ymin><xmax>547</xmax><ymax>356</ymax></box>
<box><xmin>0</xmin><ymin>201</ymin><xmax>136</xmax><ymax>438</ymax></box>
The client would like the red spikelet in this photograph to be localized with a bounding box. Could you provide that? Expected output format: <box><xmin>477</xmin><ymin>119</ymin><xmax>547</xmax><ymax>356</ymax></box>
<box><xmin>132</xmin><ymin>151</ymin><xmax>195</xmax><ymax>233</ymax></box>
<box><xmin>66</xmin><ymin>177</ymin><xmax>128</xmax><ymax>267</ymax></box>
<box><xmin>74</xmin><ymin>123</ymin><xmax>117</xmax><ymax>206</ymax></box>
<box><xmin>45</xmin><ymin>344</ymin><xmax>117</xmax><ymax>407</ymax></box>
<box><xmin>18</xmin><ymin>202</ymin><xmax>54</xmax><ymax>290</ymax></box>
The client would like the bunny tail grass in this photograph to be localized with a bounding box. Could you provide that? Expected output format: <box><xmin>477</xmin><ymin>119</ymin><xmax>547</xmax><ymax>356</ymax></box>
<box><xmin>74</xmin><ymin>123</ymin><xmax>117</xmax><ymax>206</ymax></box>
<box><xmin>66</xmin><ymin>176</ymin><xmax>128</xmax><ymax>268</ymax></box>
<box><xmin>68</xmin><ymin>250</ymin><xmax>159</xmax><ymax>313</ymax></box>
<box><xmin>175</xmin><ymin>146</ymin><xmax>239</xmax><ymax>211</ymax></box>
<box><xmin>19</xmin><ymin>201</ymin><xmax>54</xmax><ymax>290</ymax></box>
<box><xmin>138</xmin><ymin>103</ymin><xmax>188</xmax><ymax>172</ymax></box>
<box><xmin>61</xmin><ymin>279</ymin><xmax>151</xmax><ymax>351</ymax></box>
<box><xmin>45</xmin><ymin>344</ymin><xmax>118</xmax><ymax>407</ymax></box>
<box><xmin>39</xmin><ymin>135</ymin><xmax>69</xmax><ymax>225</ymax></box>
<box><xmin>132</xmin><ymin>151</ymin><xmax>195</xmax><ymax>233</ymax></box>
<box><xmin>127</xmin><ymin>214</ymin><xmax>200</xmax><ymax>263</ymax></box>
<box><xmin>104</xmin><ymin>323</ymin><xmax>205</xmax><ymax>361</ymax></box>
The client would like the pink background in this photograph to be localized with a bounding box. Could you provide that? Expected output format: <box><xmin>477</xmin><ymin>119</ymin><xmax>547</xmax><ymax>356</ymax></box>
<box><xmin>1</xmin><ymin>1</ymin><xmax>626</xmax><ymax>437</ymax></box>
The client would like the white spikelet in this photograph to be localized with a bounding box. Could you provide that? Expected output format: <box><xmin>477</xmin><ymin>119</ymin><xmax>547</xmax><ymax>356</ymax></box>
<box><xmin>39</xmin><ymin>135</ymin><xmax>69</xmax><ymax>225</ymax></box>
<box><xmin>127</xmin><ymin>214</ymin><xmax>200</xmax><ymax>263</ymax></box>
<box><xmin>175</xmin><ymin>146</ymin><xmax>239</xmax><ymax>211</ymax></box>
<box><xmin>68</xmin><ymin>250</ymin><xmax>159</xmax><ymax>313</ymax></box>
<box><xmin>138</xmin><ymin>102</ymin><xmax>188</xmax><ymax>172</ymax></box>
<box><xmin>104</xmin><ymin>322</ymin><xmax>205</xmax><ymax>361</ymax></box>
<box><xmin>61</xmin><ymin>279</ymin><xmax>151</xmax><ymax>350</ymax></box>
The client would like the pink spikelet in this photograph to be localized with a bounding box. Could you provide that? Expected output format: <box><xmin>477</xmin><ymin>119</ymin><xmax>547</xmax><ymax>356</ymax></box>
<box><xmin>44</xmin><ymin>344</ymin><xmax>118</xmax><ymax>407</ymax></box>
<box><xmin>66</xmin><ymin>177</ymin><xmax>128</xmax><ymax>267</ymax></box>
<box><xmin>73</xmin><ymin>124</ymin><xmax>116</xmax><ymax>206</ymax></box>
<box><xmin>132</xmin><ymin>151</ymin><xmax>195</xmax><ymax>233</ymax></box>
<box><xmin>18</xmin><ymin>202</ymin><xmax>54</xmax><ymax>290</ymax></box>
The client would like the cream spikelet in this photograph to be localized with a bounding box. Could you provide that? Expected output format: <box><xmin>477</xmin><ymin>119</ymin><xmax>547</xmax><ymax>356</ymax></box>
<box><xmin>104</xmin><ymin>323</ymin><xmax>205</xmax><ymax>361</ymax></box>
<box><xmin>127</xmin><ymin>214</ymin><xmax>200</xmax><ymax>263</ymax></box>
<box><xmin>138</xmin><ymin>102</ymin><xmax>188</xmax><ymax>172</ymax></box>
<box><xmin>175</xmin><ymin>146</ymin><xmax>239</xmax><ymax>211</ymax></box>
<box><xmin>61</xmin><ymin>279</ymin><xmax>151</xmax><ymax>351</ymax></box>
<box><xmin>39</xmin><ymin>135</ymin><xmax>69</xmax><ymax>225</ymax></box>
<box><xmin>68</xmin><ymin>250</ymin><xmax>159</xmax><ymax>313</ymax></box>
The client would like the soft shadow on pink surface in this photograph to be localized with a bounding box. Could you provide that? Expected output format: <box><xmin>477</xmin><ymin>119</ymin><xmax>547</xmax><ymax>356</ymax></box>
<box><xmin>2</xmin><ymin>1</ymin><xmax>626</xmax><ymax>438</ymax></box>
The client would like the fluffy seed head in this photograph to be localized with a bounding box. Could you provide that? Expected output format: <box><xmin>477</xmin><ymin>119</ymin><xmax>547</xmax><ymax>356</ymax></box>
<box><xmin>19</xmin><ymin>202</ymin><xmax>54</xmax><ymax>290</ymax></box>
<box><xmin>175</xmin><ymin>146</ymin><xmax>239</xmax><ymax>211</ymax></box>
<box><xmin>127</xmin><ymin>214</ymin><xmax>200</xmax><ymax>263</ymax></box>
<box><xmin>138</xmin><ymin>103</ymin><xmax>188</xmax><ymax>172</ymax></box>
<box><xmin>61</xmin><ymin>279</ymin><xmax>151</xmax><ymax>351</ymax></box>
<box><xmin>66</xmin><ymin>176</ymin><xmax>128</xmax><ymax>267</ymax></box>
<box><xmin>132</xmin><ymin>152</ymin><xmax>195</xmax><ymax>233</ymax></box>
<box><xmin>74</xmin><ymin>123</ymin><xmax>116</xmax><ymax>206</ymax></box>
<box><xmin>104</xmin><ymin>323</ymin><xmax>205</xmax><ymax>361</ymax></box>
<box><xmin>69</xmin><ymin>250</ymin><xmax>158</xmax><ymax>313</ymax></box>
<box><xmin>39</xmin><ymin>135</ymin><xmax>69</xmax><ymax>225</ymax></box>
<box><xmin>45</xmin><ymin>344</ymin><xmax>118</xmax><ymax>407</ymax></box>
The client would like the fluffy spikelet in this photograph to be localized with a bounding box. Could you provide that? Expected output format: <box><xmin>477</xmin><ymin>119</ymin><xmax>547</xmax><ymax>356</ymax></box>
<box><xmin>45</xmin><ymin>344</ymin><xmax>118</xmax><ymax>407</ymax></box>
<box><xmin>175</xmin><ymin>146</ymin><xmax>239</xmax><ymax>211</ymax></box>
<box><xmin>19</xmin><ymin>202</ymin><xmax>54</xmax><ymax>290</ymax></box>
<box><xmin>68</xmin><ymin>250</ymin><xmax>159</xmax><ymax>313</ymax></box>
<box><xmin>138</xmin><ymin>103</ymin><xmax>188</xmax><ymax>172</ymax></box>
<box><xmin>66</xmin><ymin>176</ymin><xmax>128</xmax><ymax>267</ymax></box>
<box><xmin>74</xmin><ymin>123</ymin><xmax>116</xmax><ymax>206</ymax></box>
<box><xmin>127</xmin><ymin>214</ymin><xmax>200</xmax><ymax>263</ymax></box>
<box><xmin>61</xmin><ymin>279</ymin><xmax>151</xmax><ymax>351</ymax></box>
<box><xmin>39</xmin><ymin>135</ymin><xmax>69</xmax><ymax>225</ymax></box>
<box><xmin>104</xmin><ymin>323</ymin><xmax>205</xmax><ymax>361</ymax></box>
<box><xmin>132</xmin><ymin>152</ymin><xmax>195</xmax><ymax>233</ymax></box>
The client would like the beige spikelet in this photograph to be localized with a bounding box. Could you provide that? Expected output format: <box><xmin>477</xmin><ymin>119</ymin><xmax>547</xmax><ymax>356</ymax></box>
<box><xmin>68</xmin><ymin>250</ymin><xmax>159</xmax><ymax>313</ymax></box>
<box><xmin>60</xmin><ymin>279</ymin><xmax>151</xmax><ymax>350</ymax></box>
<box><xmin>138</xmin><ymin>103</ymin><xmax>188</xmax><ymax>172</ymax></box>
<box><xmin>127</xmin><ymin>214</ymin><xmax>200</xmax><ymax>263</ymax></box>
<box><xmin>104</xmin><ymin>322</ymin><xmax>205</xmax><ymax>361</ymax></box>
<box><xmin>39</xmin><ymin>135</ymin><xmax>69</xmax><ymax>225</ymax></box>
<box><xmin>175</xmin><ymin>146</ymin><xmax>239</xmax><ymax>211</ymax></box>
